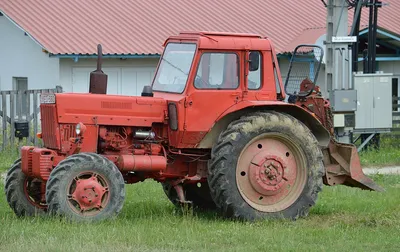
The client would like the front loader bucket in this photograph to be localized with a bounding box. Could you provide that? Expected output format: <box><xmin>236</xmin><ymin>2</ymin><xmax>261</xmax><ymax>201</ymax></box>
<box><xmin>323</xmin><ymin>140</ymin><xmax>384</xmax><ymax>192</ymax></box>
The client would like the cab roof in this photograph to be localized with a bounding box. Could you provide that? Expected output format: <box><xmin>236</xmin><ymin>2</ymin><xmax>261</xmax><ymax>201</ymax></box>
<box><xmin>165</xmin><ymin>31</ymin><xmax>272</xmax><ymax>51</ymax></box>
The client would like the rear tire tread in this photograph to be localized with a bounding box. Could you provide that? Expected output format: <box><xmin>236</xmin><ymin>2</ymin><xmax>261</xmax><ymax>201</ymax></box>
<box><xmin>208</xmin><ymin>111</ymin><xmax>324</xmax><ymax>221</ymax></box>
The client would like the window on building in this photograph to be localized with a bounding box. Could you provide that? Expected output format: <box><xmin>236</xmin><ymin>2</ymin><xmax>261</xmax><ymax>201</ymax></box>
<box><xmin>248</xmin><ymin>51</ymin><xmax>262</xmax><ymax>90</ymax></box>
<box><xmin>194</xmin><ymin>52</ymin><xmax>239</xmax><ymax>89</ymax></box>
<box><xmin>13</xmin><ymin>77</ymin><xmax>28</xmax><ymax>118</ymax></box>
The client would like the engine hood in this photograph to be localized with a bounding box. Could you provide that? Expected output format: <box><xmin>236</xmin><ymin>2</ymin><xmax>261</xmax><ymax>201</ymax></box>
<box><xmin>54</xmin><ymin>93</ymin><xmax>167</xmax><ymax>127</ymax></box>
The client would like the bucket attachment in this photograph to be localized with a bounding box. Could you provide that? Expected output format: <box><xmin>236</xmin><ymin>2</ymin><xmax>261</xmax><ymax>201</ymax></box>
<box><xmin>323</xmin><ymin>140</ymin><xmax>384</xmax><ymax>192</ymax></box>
<box><xmin>89</xmin><ymin>44</ymin><xmax>108</xmax><ymax>94</ymax></box>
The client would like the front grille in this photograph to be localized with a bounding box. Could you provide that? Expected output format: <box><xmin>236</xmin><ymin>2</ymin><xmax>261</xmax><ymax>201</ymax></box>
<box><xmin>61</xmin><ymin>124</ymin><xmax>77</xmax><ymax>141</ymax></box>
<box><xmin>40</xmin><ymin>104</ymin><xmax>60</xmax><ymax>149</ymax></box>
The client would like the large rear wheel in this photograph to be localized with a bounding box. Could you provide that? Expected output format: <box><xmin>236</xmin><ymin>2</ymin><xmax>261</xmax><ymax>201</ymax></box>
<box><xmin>46</xmin><ymin>153</ymin><xmax>125</xmax><ymax>222</ymax></box>
<box><xmin>208</xmin><ymin>111</ymin><xmax>324</xmax><ymax>221</ymax></box>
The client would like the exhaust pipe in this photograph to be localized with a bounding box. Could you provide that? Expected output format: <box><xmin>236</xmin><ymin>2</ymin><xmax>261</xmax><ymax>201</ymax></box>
<box><xmin>323</xmin><ymin>139</ymin><xmax>384</xmax><ymax>192</ymax></box>
<box><xmin>89</xmin><ymin>44</ymin><xmax>108</xmax><ymax>94</ymax></box>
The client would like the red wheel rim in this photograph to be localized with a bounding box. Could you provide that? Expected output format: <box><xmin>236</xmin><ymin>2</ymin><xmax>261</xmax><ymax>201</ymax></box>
<box><xmin>67</xmin><ymin>172</ymin><xmax>110</xmax><ymax>216</ymax></box>
<box><xmin>23</xmin><ymin>177</ymin><xmax>47</xmax><ymax>209</ymax></box>
<box><xmin>236</xmin><ymin>133</ymin><xmax>307</xmax><ymax>212</ymax></box>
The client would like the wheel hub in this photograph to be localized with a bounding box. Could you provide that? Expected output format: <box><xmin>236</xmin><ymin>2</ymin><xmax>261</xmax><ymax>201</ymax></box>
<box><xmin>68</xmin><ymin>173</ymin><xmax>109</xmax><ymax>213</ymax></box>
<box><xmin>236</xmin><ymin>134</ymin><xmax>307</xmax><ymax>212</ymax></box>
<box><xmin>249</xmin><ymin>155</ymin><xmax>287</xmax><ymax>196</ymax></box>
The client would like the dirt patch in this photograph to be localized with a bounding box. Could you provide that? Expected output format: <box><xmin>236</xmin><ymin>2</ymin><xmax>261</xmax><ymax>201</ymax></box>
<box><xmin>363</xmin><ymin>167</ymin><xmax>400</xmax><ymax>175</ymax></box>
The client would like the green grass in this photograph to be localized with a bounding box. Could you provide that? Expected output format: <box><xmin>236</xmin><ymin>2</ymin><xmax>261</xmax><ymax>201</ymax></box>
<box><xmin>359</xmin><ymin>136</ymin><xmax>400</xmax><ymax>167</ymax></box>
<box><xmin>1</xmin><ymin>151</ymin><xmax>400</xmax><ymax>251</ymax></box>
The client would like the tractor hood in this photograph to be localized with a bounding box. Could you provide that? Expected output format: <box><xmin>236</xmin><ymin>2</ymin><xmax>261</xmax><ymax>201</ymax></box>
<box><xmin>53</xmin><ymin>93</ymin><xmax>167</xmax><ymax>127</ymax></box>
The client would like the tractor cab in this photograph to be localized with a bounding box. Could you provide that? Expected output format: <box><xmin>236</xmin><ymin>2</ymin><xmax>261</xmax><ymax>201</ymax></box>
<box><xmin>151</xmin><ymin>32</ymin><xmax>284</xmax><ymax>100</ymax></box>
<box><xmin>149</xmin><ymin>32</ymin><xmax>292</xmax><ymax>148</ymax></box>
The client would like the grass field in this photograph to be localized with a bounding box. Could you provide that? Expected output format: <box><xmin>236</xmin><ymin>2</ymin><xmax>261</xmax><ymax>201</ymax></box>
<box><xmin>0</xmin><ymin>148</ymin><xmax>400</xmax><ymax>251</ymax></box>
<box><xmin>358</xmin><ymin>136</ymin><xmax>400</xmax><ymax>167</ymax></box>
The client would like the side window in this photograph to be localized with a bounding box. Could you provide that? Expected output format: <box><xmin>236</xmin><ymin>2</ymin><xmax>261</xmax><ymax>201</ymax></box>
<box><xmin>195</xmin><ymin>52</ymin><xmax>239</xmax><ymax>89</ymax></box>
<box><xmin>248</xmin><ymin>51</ymin><xmax>261</xmax><ymax>90</ymax></box>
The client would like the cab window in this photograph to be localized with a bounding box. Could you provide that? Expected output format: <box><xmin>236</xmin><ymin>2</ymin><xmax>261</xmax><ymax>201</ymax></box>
<box><xmin>152</xmin><ymin>43</ymin><xmax>196</xmax><ymax>93</ymax></box>
<box><xmin>194</xmin><ymin>52</ymin><xmax>239</xmax><ymax>89</ymax></box>
<box><xmin>248</xmin><ymin>51</ymin><xmax>262</xmax><ymax>90</ymax></box>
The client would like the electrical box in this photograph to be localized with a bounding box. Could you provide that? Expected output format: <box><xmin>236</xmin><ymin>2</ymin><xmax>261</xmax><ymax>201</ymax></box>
<box><xmin>14</xmin><ymin>121</ymin><xmax>29</xmax><ymax>138</ymax></box>
<box><xmin>333</xmin><ymin>114</ymin><xmax>345</xmax><ymax>127</ymax></box>
<box><xmin>330</xmin><ymin>90</ymin><xmax>357</xmax><ymax>112</ymax></box>
<box><xmin>333</xmin><ymin>114</ymin><xmax>355</xmax><ymax>128</ymax></box>
<box><xmin>354</xmin><ymin>73</ymin><xmax>392</xmax><ymax>129</ymax></box>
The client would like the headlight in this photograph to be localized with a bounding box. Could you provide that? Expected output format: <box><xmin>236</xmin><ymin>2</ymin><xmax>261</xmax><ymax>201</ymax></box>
<box><xmin>75</xmin><ymin>122</ymin><xmax>86</xmax><ymax>136</ymax></box>
<box><xmin>75</xmin><ymin>123</ymin><xmax>81</xmax><ymax>135</ymax></box>
<box><xmin>40</xmin><ymin>93</ymin><xmax>56</xmax><ymax>104</ymax></box>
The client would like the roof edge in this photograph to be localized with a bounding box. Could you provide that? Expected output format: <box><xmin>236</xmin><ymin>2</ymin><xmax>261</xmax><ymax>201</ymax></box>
<box><xmin>50</xmin><ymin>53</ymin><xmax>161</xmax><ymax>59</ymax></box>
<box><xmin>0</xmin><ymin>9</ymin><xmax>49</xmax><ymax>52</ymax></box>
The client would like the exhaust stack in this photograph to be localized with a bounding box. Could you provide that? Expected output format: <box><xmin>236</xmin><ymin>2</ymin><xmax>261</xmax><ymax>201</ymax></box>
<box><xmin>89</xmin><ymin>44</ymin><xmax>108</xmax><ymax>94</ymax></box>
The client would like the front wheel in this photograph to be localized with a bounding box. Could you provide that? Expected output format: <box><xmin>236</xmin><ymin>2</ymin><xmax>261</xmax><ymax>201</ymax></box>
<box><xmin>4</xmin><ymin>159</ymin><xmax>47</xmax><ymax>216</ymax></box>
<box><xmin>46</xmin><ymin>153</ymin><xmax>125</xmax><ymax>222</ymax></box>
<box><xmin>208</xmin><ymin>111</ymin><xmax>324</xmax><ymax>221</ymax></box>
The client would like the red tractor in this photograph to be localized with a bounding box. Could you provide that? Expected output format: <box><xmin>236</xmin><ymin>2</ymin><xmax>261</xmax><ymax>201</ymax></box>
<box><xmin>5</xmin><ymin>32</ymin><xmax>382</xmax><ymax>222</ymax></box>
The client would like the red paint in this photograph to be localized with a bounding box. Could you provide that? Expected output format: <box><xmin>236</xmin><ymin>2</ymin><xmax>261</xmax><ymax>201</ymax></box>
<box><xmin>31</xmin><ymin>148</ymin><xmax>56</xmax><ymax>180</ymax></box>
<box><xmin>21</xmin><ymin>147</ymin><xmax>57</xmax><ymax>181</ymax></box>
<box><xmin>21</xmin><ymin>146</ymin><xmax>34</xmax><ymax>177</ymax></box>
<box><xmin>55</xmin><ymin>94</ymin><xmax>166</xmax><ymax>127</ymax></box>
<box><xmin>117</xmin><ymin>155</ymin><xmax>167</xmax><ymax>172</ymax></box>
<box><xmin>40</xmin><ymin>104</ymin><xmax>60</xmax><ymax>149</ymax></box>
<box><xmin>68</xmin><ymin>172</ymin><xmax>110</xmax><ymax>214</ymax></box>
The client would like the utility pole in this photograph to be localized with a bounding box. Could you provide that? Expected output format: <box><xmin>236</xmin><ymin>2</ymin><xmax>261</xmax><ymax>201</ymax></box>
<box><xmin>325</xmin><ymin>0</ymin><xmax>357</xmax><ymax>144</ymax></box>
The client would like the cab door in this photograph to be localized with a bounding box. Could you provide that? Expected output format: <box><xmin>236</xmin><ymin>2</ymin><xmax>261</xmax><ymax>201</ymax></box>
<box><xmin>182</xmin><ymin>51</ymin><xmax>244</xmax><ymax>146</ymax></box>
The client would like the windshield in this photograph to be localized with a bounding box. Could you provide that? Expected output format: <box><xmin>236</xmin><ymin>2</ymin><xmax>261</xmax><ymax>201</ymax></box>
<box><xmin>152</xmin><ymin>43</ymin><xmax>196</xmax><ymax>93</ymax></box>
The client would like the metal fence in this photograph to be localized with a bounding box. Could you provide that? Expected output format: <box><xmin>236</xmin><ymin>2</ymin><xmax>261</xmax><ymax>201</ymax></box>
<box><xmin>0</xmin><ymin>87</ymin><xmax>62</xmax><ymax>151</ymax></box>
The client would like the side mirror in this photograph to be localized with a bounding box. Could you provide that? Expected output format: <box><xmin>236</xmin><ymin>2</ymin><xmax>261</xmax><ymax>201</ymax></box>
<box><xmin>249</xmin><ymin>51</ymin><xmax>260</xmax><ymax>71</ymax></box>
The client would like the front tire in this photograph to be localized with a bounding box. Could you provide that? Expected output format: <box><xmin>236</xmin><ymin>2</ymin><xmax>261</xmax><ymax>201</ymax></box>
<box><xmin>5</xmin><ymin>159</ymin><xmax>47</xmax><ymax>217</ymax></box>
<box><xmin>208</xmin><ymin>111</ymin><xmax>324</xmax><ymax>221</ymax></box>
<box><xmin>46</xmin><ymin>153</ymin><xmax>125</xmax><ymax>222</ymax></box>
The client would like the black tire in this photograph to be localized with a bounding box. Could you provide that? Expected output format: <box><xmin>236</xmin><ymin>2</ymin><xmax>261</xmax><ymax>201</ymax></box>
<box><xmin>208</xmin><ymin>111</ymin><xmax>324</xmax><ymax>221</ymax></box>
<box><xmin>46</xmin><ymin>153</ymin><xmax>125</xmax><ymax>222</ymax></box>
<box><xmin>4</xmin><ymin>159</ymin><xmax>47</xmax><ymax>217</ymax></box>
<box><xmin>162</xmin><ymin>182</ymin><xmax>216</xmax><ymax>210</ymax></box>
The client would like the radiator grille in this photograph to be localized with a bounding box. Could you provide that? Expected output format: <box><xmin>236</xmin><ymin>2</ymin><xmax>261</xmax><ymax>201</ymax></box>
<box><xmin>40</xmin><ymin>104</ymin><xmax>60</xmax><ymax>149</ymax></box>
<box><xmin>61</xmin><ymin>124</ymin><xmax>77</xmax><ymax>141</ymax></box>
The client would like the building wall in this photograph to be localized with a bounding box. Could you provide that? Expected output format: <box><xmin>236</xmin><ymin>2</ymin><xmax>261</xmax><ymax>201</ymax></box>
<box><xmin>378</xmin><ymin>61</ymin><xmax>400</xmax><ymax>75</ymax></box>
<box><xmin>0</xmin><ymin>16</ymin><xmax>59</xmax><ymax>91</ymax></box>
<box><xmin>59</xmin><ymin>58</ymin><xmax>159</xmax><ymax>95</ymax></box>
